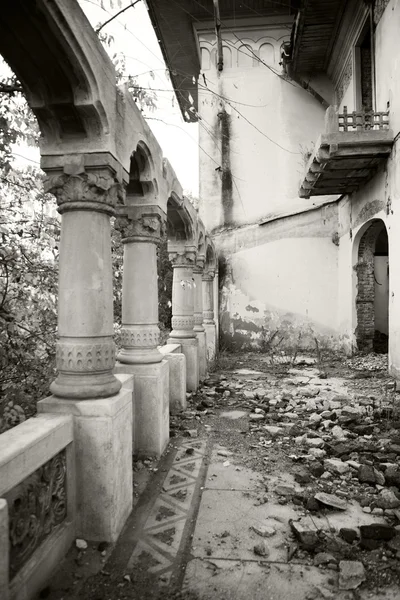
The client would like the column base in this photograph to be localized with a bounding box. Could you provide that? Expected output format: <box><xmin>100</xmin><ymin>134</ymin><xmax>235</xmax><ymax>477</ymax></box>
<box><xmin>168</xmin><ymin>336</ymin><xmax>199</xmax><ymax>392</ymax></box>
<box><xmin>114</xmin><ymin>360</ymin><xmax>169</xmax><ymax>458</ymax></box>
<box><xmin>195</xmin><ymin>330</ymin><xmax>207</xmax><ymax>381</ymax></box>
<box><xmin>50</xmin><ymin>371</ymin><xmax>122</xmax><ymax>400</ymax></box>
<box><xmin>117</xmin><ymin>346</ymin><xmax>163</xmax><ymax>365</ymax></box>
<box><xmin>204</xmin><ymin>323</ymin><xmax>217</xmax><ymax>362</ymax></box>
<box><xmin>37</xmin><ymin>378</ymin><xmax>133</xmax><ymax>542</ymax></box>
<box><xmin>159</xmin><ymin>350</ymin><xmax>187</xmax><ymax>413</ymax></box>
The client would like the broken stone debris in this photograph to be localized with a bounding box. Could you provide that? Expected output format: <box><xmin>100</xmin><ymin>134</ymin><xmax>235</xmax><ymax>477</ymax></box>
<box><xmin>339</xmin><ymin>560</ymin><xmax>366</xmax><ymax>590</ymax></box>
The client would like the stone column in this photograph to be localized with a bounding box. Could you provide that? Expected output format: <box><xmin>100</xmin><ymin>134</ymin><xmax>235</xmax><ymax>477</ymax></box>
<box><xmin>39</xmin><ymin>157</ymin><xmax>133</xmax><ymax>542</ymax></box>
<box><xmin>168</xmin><ymin>248</ymin><xmax>199</xmax><ymax>391</ymax></box>
<box><xmin>203</xmin><ymin>269</ymin><xmax>217</xmax><ymax>362</ymax></box>
<box><xmin>44</xmin><ymin>160</ymin><xmax>121</xmax><ymax>400</ymax></box>
<box><xmin>194</xmin><ymin>258</ymin><xmax>207</xmax><ymax>380</ymax></box>
<box><xmin>114</xmin><ymin>206</ymin><xmax>169</xmax><ymax>458</ymax></box>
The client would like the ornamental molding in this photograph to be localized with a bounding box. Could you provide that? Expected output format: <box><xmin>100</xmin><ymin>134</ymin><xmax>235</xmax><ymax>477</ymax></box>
<box><xmin>168</xmin><ymin>249</ymin><xmax>197</xmax><ymax>267</ymax></box>
<box><xmin>120</xmin><ymin>326</ymin><xmax>160</xmax><ymax>348</ymax></box>
<box><xmin>116</xmin><ymin>213</ymin><xmax>164</xmax><ymax>243</ymax></box>
<box><xmin>335</xmin><ymin>52</ymin><xmax>352</xmax><ymax>106</ymax></box>
<box><xmin>171</xmin><ymin>316</ymin><xmax>195</xmax><ymax>330</ymax></box>
<box><xmin>56</xmin><ymin>340</ymin><xmax>116</xmax><ymax>373</ymax></box>
<box><xmin>44</xmin><ymin>169</ymin><xmax>122</xmax><ymax>214</ymax></box>
<box><xmin>5</xmin><ymin>450</ymin><xmax>67</xmax><ymax>580</ymax></box>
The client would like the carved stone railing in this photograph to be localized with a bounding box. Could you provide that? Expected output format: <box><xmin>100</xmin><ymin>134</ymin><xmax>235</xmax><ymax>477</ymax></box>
<box><xmin>324</xmin><ymin>105</ymin><xmax>390</xmax><ymax>133</ymax></box>
<box><xmin>0</xmin><ymin>414</ymin><xmax>75</xmax><ymax>600</ymax></box>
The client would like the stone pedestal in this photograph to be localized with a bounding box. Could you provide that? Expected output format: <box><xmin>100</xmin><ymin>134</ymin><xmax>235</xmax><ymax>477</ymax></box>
<box><xmin>115</xmin><ymin>361</ymin><xmax>169</xmax><ymax>457</ymax></box>
<box><xmin>44</xmin><ymin>159</ymin><xmax>122</xmax><ymax>399</ymax></box>
<box><xmin>37</xmin><ymin>376</ymin><xmax>133</xmax><ymax>542</ymax></box>
<box><xmin>159</xmin><ymin>344</ymin><xmax>187</xmax><ymax>413</ymax></box>
<box><xmin>202</xmin><ymin>270</ymin><xmax>217</xmax><ymax>362</ymax></box>
<box><xmin>168</xmin><ymin>248</ymin><xmax>199</xmax><ymax>391</ymax></box>
<box><xmin>194</xmin><ymin>260</ymin><xmax>207</xmax><ymax>380</ymax></box>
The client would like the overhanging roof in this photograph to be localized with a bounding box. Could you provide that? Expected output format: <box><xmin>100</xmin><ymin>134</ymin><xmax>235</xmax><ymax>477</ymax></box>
<box><xmin>291</xmin><ymin>0</ymin><xmax>347</xmax><ymax>74</ymax></box>
<box><xmin>145</xmin><ymin>0</ymin><xmax>298</xmax><ymax>121</ymax></box>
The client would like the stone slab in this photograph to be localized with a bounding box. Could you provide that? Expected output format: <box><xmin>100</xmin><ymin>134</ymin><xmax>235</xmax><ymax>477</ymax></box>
<box><xmin>191</xmin><ymin>489</ymin><xmax>298</xmax><ymax>562</ymax></box>
<box><xmin>0</xmin><ymin>414</ymin><xmax>73</xmax><ymax>496</ymax></box>
<box><xmin>205</xmin><ymin>447</ymin><xmax>262</xmax><ymax>491</ymax></box>
<box><xmin>183</xmin><ymin>559</ymin><xmax>337</xmax><ymax>600</ymax></box>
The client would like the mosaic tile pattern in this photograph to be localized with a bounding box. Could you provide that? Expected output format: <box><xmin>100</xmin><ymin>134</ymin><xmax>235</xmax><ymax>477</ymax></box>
<box><xmin>127</xmin><ymin>439</ymin><xmax>207</xmax><ymax>583</ymax></box>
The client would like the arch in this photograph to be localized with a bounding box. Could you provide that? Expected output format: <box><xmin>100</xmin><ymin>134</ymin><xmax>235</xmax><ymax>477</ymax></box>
<box><xmin>0</xmin><ymin>0</ymin><xmax>114</xmax><ymax>150</ymax></box>
<box><xmin>259</xmin><ymin>43</ymin><xmax>275</xmax><ymax>65</ymax></box>
<box><xmin>126</xmin><ymin>141</ymin><xmax>157</xmax><ymax>204</ymax></box>
<box><xmin>222</xmin><ymin>46</ymin><xmax>232</xmax><ymax>69</ymax></box>
<box><xmin>167</xmin><ymin>194</ymin><xmax>195</xmax><ymax>243</ymax></box>
<box><xmin>201</xmin><ymin>47</ymin><xmax>211</xmax><ymax>71</ymax></box>
<box><xmin>354</xmin><ymin>219</ymin><xmax>389</xmax><ymax>353</ymax></box>
<box><xmin>238</xmin><ymin>44</ymin><xmax>255</xmax><ymax>68</ymax></box>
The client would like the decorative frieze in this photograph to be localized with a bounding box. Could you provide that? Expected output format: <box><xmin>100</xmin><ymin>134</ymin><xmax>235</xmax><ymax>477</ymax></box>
<box><xmin>44</xmin><ymin>169</ymin><xmax>122</xmax><ymax>215</ymax></box>
<box><xmin>5</xmin><ymin>450</ymin><xmax>67</xmax><ymax>580</ymax></box>
<box><xmin>335</xmin><ymin>53</ymin><xmax>352</xmax><ymax>106</ymax></box>
<box><xmin>120</xmin><ymin>327</ymin><xmax>160</xmax><ymax>348</ymax></box>
<box><xmin>374</xmin><ymin>0</ymin><xmax>390</xmax><ymax>25</ymax></box>
<box><xmin>171</xmin><ymin>316</ymin><xmax>195</xmax><ymax>331</ymax></box>
<box><xmin>56</xmin><ymin>340</ymin><xmax>116</xmax><ymax>373</ymax></box>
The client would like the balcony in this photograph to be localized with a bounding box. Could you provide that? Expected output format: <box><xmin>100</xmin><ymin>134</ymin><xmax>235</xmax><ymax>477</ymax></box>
<box><xmin>299</xmin><ymin>106</ymin><xmax>394</xmax><ymax>199</ymax></box>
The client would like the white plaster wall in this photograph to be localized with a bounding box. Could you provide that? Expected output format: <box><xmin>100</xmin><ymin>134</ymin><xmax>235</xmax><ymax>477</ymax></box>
<box><xmin>197</xmin><ymin>20</ymin><xmax>333</xmax><ymax>233</ymax></box>
<box><xmin>228</xmin><ymin>236</ymin><xmax>338</xmax><ymax>331</ymax></box>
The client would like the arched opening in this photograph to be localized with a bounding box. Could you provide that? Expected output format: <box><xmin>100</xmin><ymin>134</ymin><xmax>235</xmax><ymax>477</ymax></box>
<box><xmin>126</xmin><ymin>142</ymin><xmax>156</xmax><ymax>203</ymax></box>
<box><xmin>355</xmin><ymin>219</ymin><xmax>389</xmax><ymax>353</ymax></box>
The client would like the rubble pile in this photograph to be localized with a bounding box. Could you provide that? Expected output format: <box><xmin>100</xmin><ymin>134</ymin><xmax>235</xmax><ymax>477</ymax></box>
<box><xmin>171</xmin><ymin>354</ymin><xmax>400</xmax><ymax>591</ymax></box>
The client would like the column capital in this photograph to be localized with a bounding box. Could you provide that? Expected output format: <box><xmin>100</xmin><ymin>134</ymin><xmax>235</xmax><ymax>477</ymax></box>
<box><xmin>44</xmin><ymin>158</ymin><xmax>124</xmax><ymax>216</ymax></box>
<box><xmin>168</xmin><ymin>246</ymin><xmax>197</xmax><ymax>267</ymax></box>
<box><xmin>115</xmin><ymin>205</ymin><xmax>166</xmax><ymax>244</ymax></box>
<box><xmin>202</xmin><ymin>269</ymin><xmax>215</xmax><ymax>282</ymax></box>
<box><xmin>193</xmin><ymin>255</ymin><xmax>206</xmax><ymax>274</ymax></box>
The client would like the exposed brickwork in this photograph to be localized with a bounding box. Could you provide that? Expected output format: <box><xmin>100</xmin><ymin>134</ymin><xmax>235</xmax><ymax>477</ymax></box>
<box><xmin>355</xmin><ymin>221</ymin><xmax>386</xmax><ymax>351</ymax></box>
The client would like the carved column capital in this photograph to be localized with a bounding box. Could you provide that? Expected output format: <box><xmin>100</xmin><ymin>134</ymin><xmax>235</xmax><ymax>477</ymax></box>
<box><xmin>44</xmin><ymin>166</ymin><xmax>123</xmax><ymax>216</ymax></box>
<box><xmin>116</xmin><ymin>206</ymin><xmax>166</xmax><ymax>244</ymax></box>
<box><xmin>202</xmin><ymin>269</ymin><xmax>215</xmax><ymax>282</ymax></box>
<box><xmin>193</xmin><ymin>255</ymin><xmax>206</xmax><ymax>274</ymax></box>
<box><xmin>168</xmin><ymin>247</ymin><xmax>197</xmax><ymax>267</ymax></box>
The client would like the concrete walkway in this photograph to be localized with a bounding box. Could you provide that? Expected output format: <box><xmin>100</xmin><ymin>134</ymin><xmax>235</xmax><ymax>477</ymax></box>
<box><xmin>43</xmin><ymin>353</ymin><xmax>400</xmax><ymax>600</ymax></box>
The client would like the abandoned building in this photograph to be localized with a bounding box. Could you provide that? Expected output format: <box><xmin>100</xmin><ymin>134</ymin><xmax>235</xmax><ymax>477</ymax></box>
<box><xmin>1</xmin><ymin>0</ymin><xmax>400</xmax><ymax>598</ymax></box>
<box><xmin>147</xmin><ymin>0</ymin><xmax>396</xmax><ymax>367</ymax></box>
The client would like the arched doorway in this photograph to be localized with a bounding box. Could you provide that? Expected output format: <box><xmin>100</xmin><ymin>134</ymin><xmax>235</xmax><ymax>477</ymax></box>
<box><xmin>355</xmin><ymin>219</ymin><xmax>389</xmax><ymax>353</ymax></box>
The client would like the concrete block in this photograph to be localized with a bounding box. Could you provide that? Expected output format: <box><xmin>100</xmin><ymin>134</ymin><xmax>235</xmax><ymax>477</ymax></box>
<box><xmin>204</xmin><ymin>323</ymin><xmax>217</xmax><ymax>362</ymax></box>
<box><xmin>168</xmin><ymin>337</ymin><xmax>199</xmax><ymax>392</ymax></box>
<box><xmin>0</xmin><ymin>499</ymin><xmax>9</xmax><ymax>600</ymax></box>
<box><xmin>165</xmin><ymin>352</ymin><xmax>186</xmax><ymax>413</ymax></box>
<box><xmin>115</xmin><ymin>360</ymin><xmax>169</xmax><ymax>457</ymax></box>
<box><xmin>38</xmin><ymin>387</ymin><xmax>133</xmax><ymax>542</ymax></box>
<box><xmin>196</xmin><ymin>331</ymin><xmax>207</xmax><ymax>381</ymax></box>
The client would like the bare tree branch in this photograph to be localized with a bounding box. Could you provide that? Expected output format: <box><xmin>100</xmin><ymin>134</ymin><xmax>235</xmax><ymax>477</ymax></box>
<box><xmin>96</xmin><ymin>0</ymin><xmax>141</xmax><ymax>34</ymax></box>
<box><xmin>0</xmin><ymin>82</ymin><xmax>24</xmax><ymax>94</ymax></box>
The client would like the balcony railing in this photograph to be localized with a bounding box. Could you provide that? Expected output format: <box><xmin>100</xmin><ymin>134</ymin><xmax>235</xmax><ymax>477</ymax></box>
<box><xmin>338</xmin><ymin>106</ymin><xmax>390</xmax><ymax>132</ymax></box>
